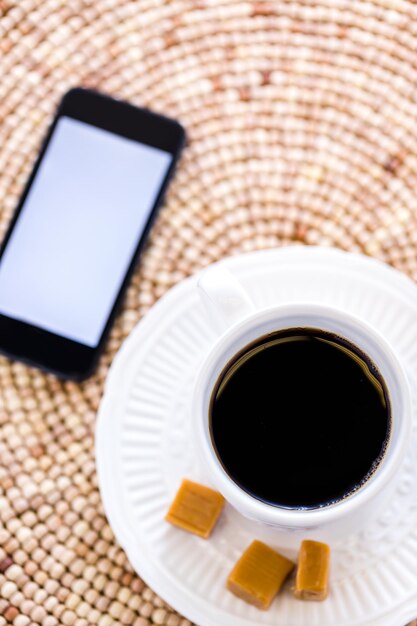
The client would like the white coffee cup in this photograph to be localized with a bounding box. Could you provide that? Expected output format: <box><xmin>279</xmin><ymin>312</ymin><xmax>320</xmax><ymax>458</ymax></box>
<box><xmin>193</xmin><ymin>265</ymin><xmax>412</xmax><ymax>538</ymax></box>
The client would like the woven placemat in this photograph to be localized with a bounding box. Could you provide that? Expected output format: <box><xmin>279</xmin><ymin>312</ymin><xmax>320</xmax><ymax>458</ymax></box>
<box><xmin>1</xmin><ymin>1</ymin><xmax>417</xmax><ymax>624</ymax></box>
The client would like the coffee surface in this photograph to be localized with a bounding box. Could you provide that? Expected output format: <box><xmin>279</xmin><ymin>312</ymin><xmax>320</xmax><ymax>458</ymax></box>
<box><xmin>210</xmin><ymin>328</ymin><xmax>390</xmax><ymax>509</ymax></box>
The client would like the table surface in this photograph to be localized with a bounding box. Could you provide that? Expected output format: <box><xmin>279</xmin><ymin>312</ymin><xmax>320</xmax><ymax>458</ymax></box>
<box><xmin>1</xmin><ymin>1</ymin><xmax>417</xmax><ymax>625</ymax></box>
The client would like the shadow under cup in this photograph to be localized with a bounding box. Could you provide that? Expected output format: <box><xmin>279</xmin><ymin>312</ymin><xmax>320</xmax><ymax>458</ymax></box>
<box><xmin>209</xmin><ymin>326</ymin><xmax>392</xmax><ymax>510</ymax></box>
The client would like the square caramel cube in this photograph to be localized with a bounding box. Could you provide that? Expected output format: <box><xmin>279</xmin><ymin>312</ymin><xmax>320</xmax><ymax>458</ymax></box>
<box><xmin>294</xmin><ymin>540</ymin><xmax>330</xmax><ymax>601</ymax></box>
<box><xmin>227</xmin><ymin>540</ymin><xmax>294</xmax><ymax>610</ymax></box>
<box><xmin>165</xmin><ymin>479</ymin><xmax>225</xmax><ymax>538</ymax></box>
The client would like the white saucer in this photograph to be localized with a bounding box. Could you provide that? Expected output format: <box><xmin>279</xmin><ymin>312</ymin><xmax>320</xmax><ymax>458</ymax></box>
<box><xmin>96</xmin><ymin>246</ymin><xmax>417</xmax><ymax>626</ymax></box>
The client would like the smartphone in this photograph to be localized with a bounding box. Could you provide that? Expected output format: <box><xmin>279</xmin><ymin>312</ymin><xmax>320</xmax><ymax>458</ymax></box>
<box><xmin>0</xmin><ymin>88</ymin><xmax>185</xmax><ymax>380</ymax></box>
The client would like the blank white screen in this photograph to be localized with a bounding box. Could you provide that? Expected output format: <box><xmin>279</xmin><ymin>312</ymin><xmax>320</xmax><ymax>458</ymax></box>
<box><xmin>0</xmin><ymin>116</ymin><xmax>172</xmax><ymax>347</ymax></box>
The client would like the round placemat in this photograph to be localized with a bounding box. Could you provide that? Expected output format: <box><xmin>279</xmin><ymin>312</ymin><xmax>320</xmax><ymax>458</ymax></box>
<box><xmin>1</xmin><ymin>1</ymin><xmax>417</xmax><ymax>625</ymax></box>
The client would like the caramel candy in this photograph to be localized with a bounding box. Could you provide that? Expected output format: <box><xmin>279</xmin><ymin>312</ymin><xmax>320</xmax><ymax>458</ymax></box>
<box><xmin>227</xmin><ymin>540</ymin><xmax>294</xmax><ymax>609</ymax></box>
<box><xmin>165</xmin><ymin>479</ymin><xmax>225</xmax><ymax>538</ymax></box>
<box><xmin>294</xmin><ymin>540</ymin><xmax>330</xmax><ymax>601</ymax></box>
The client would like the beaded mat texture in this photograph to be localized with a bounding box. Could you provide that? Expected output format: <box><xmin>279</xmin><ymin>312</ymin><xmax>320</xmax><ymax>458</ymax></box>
<box><xmin>2</xmin><ymin>1</ymin><xmax>417</xmax><ymax>625</ymax></box>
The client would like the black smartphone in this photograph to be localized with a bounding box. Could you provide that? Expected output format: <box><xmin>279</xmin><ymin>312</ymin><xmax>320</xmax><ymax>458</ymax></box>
<box><xmin>0</xmin><ymin>88</ymin><xmax>185</xmax><ymax>380</ymax></box>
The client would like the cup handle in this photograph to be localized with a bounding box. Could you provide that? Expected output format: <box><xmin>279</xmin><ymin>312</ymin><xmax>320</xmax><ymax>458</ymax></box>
<box><xmin>197</xmin><ymin>265</ymin><xmax>256</xmax><ymax>332</ymax></box>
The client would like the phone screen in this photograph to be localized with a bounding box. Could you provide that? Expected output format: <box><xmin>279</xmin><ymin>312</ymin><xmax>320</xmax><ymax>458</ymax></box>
<box><xmin>0</xmin><ymin>115</ymin><xmax>173</xmax><ymax>347</ymax></box>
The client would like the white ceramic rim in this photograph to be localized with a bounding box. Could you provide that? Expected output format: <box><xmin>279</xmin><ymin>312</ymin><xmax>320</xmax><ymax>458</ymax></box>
<box><xmin>194</xmin><ymin>302</ymin><xmax>412</xmax><ymax>528</ymax></box>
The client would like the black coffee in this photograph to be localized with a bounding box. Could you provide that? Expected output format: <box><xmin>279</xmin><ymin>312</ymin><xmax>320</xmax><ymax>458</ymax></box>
<box><xmin>210</xmin><ymin>328</ymin><xmax>391</xmax><ymax>509</ymax></box>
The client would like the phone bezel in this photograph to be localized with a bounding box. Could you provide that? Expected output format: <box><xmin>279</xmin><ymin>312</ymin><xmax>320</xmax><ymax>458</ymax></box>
<box><xmin>0</xmin><ymin>88</ymin><xmax>185</xmax><ymax>380</ymax></box>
